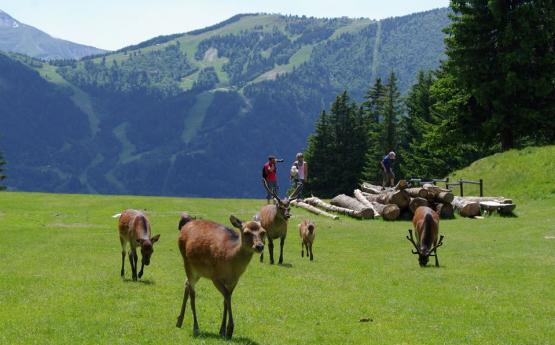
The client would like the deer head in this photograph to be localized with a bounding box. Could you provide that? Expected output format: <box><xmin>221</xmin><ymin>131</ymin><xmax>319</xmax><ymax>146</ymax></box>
<box><xmin>262</xmin><ymin>179</ymin><xmax>302</xmax><ymax>220</ymax></box>
<box><xmin>406</xmin><ymin>229</ymin><xmax>444</xmax><ymax>267</ymax></box>
<box><xmin>230</xmin><ymin>215</ymin><xmax>266</xmax><ymax>253</ymax></box>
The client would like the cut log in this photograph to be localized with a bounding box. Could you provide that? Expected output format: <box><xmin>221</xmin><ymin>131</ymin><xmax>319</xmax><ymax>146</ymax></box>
<box><xmin>452</xmin><ymin>196</ymin><xmax>481</xmax><ymax>217</ymax></box>
<box><xmin>371</xmin><ymin>202</ymin><xmax>400</xmax><ymax>221</ymax></box>
<box><xmin>436</xmin><ymin>191</ymin><xmax>455</xmax><ymax>204</ymax></box>
<box><xmin>456</xmin><ymin>196</ymin><xmax>513</xmax><ymax>204</ymax></box>
<box><xmin>434</xmin><ymin>202</ymin><xmax>454</xmax><ymax>219</ymax></box>
<box><xmin>331</xmin><ymin>194</ymin><xmax>375</xmax><ymax>218</ymax></box>
<box><xmin>364</xmin><ymin>190</ymin><xmax>410</xmax><ymax>210</ymax></box>
<box><xmin>360</xmin><ymin>182</ymin><xmax>387</xmax><ymax>194</ymax></box>
<box><xmin>394</xmin><ymin>179</ymin><xmax>408</xmax><ymax>190</ymax></box>
<box><xmin>409</xmin><ymin>197</ymin><xmax>429</xmax><ymax>213</ymax></box>
<box><xmin>290</xmin><ymin>200</ymin><xmax>339</xmax><ymax>219</ymax></box>
<box><xmin>353</xmin><ymin>189</ymin><xmax>379</xmax><ymax>216</ymax></box>
<box><xmin>304</xmin><ymin>197</ymin><xmax>372</xmax><ymax>219</ymax></box>
<box><xmin>479</xmin><ymin>201</ymin><xmax>517</xmax><ymax>215</ymax></box>
<box><xmin>406</xmin><ymin>188</ymin><xmax>429</xmax><ymax>199</ymax></box>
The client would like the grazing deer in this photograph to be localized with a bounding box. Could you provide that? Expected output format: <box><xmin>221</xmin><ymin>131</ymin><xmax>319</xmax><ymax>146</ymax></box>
<box><xmin>406</xmin><ymin>206</ymin><xmax>444</xmax><ymax>267</ymax></box>
<box><xmin>114</xmin><ymin>209</ymin><xmax>160</xmax><ymax>281</ymax></box>
<box><xmin>255</xmin><ymin>179</ymin><xmax>302</xmax><ymax>265</ymax></box>
<box><xmin>299</xmin><ymin>220</ymin><xmax>316</xmax><ymax>261</ymax></box>
<box><xmin>176</xmin><ymin>213</ymin><xmax>266</xmax><ymax>339</ymax></box>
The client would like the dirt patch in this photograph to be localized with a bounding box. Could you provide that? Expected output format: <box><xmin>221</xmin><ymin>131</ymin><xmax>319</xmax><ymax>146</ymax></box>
<box><xmin>203</xmin><ymin>48</ymin><xmax>218</xmax><ymax>62</ymax></box>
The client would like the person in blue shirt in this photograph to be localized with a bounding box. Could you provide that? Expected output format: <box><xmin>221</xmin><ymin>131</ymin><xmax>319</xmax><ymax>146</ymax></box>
<box><xmin>380</xmin><ymin>151</ymin><xmax>396</xmax><ymax>187</ymax></box>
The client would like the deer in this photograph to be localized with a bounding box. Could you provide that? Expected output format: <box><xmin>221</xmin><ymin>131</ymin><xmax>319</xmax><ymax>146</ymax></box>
<box><xmin>176</xmin><ymin>212</ymin><xmax>266</xmax><ymax>339</ymax></box>
<box><xmin>406</xmin><ymin>206</ymin><xmax>444</xmax><ymax>267</ymax></box>
<box><xmin>299</xmin><ymin>220</ymin><xmax>316</xmax><ymax>261</ymax></box>
<box><xmin>255</xmin><ymin>179</ymin><xmax>302</xmax><ymax>265</ymax></box>
<box><xmin>114</xmin><ymin>209</ymin><xmax>160</xmax><ymax>281</ymax></box>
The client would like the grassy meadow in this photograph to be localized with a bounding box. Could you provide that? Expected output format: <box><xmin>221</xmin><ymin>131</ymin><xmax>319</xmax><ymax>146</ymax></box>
<box><xmin>1</xmin><ymin>147</ymin><xmax>554</xmax><ymax>345</ymax></box>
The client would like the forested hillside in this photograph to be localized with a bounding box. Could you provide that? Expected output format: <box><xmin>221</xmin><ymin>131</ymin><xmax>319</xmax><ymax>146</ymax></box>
<box><xmin>0</xmin><ymin>9</ymin><xmax>450</xmax><ymax>197</ymax></box>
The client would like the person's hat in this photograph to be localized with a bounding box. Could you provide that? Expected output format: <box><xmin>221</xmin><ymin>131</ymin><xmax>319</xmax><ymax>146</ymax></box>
<box><xmin>388</xmin><ymin>151</ymin><xmax>396</xmax><ymax>158</ymax></box>
<box><xmin>296</xmin><ymin>152</ymin><xmax>304</xmax><ymax>159</ymax></box>
<box><xmin>268</xmin><ymin>155</ymin><xmax>276</xmax><ymax>160</ymax></box>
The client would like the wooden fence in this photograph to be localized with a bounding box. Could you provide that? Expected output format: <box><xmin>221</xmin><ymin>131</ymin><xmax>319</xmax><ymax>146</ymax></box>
<box><xmin>409</xmin><ymin>177</ymin><xmax>483</xmax><ymax>197</ymax></box>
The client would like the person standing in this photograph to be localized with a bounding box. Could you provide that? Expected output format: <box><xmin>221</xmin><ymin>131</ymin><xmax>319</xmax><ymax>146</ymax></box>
<box><xmin>263</xmin><ymin>155</ymin><xmax>279</xmax><ymax>203</ymax></box>
<box><xmin>290</xmin><ymin>152</ymin><xmax>308</xmax><ymax>199</ymax></box>
<box><xmin>380</xmin><ymin>151</ymin><xmax>396</xmax><ymax>187</ymax></box>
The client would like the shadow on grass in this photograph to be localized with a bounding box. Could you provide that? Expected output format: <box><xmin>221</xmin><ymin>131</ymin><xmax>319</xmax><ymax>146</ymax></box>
<box><xmin>278</xmin><ymin>263</ymin><xmax>293</xmax><ymax>268</ymax></box>
<box><xmin>195</xmin><ymin>331</ymin><xmax>260</xmax><ymax>345</ymax></box>
<box><xmin>122</xmin><ymin>278</ymin><xmax>155</xmax><ymax>285</ymax></box>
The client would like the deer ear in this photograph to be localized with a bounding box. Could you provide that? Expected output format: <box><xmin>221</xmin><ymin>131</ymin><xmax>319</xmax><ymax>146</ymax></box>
<box><xmin>151</xmin><ymin>234</ymin><xmax>160</xmax><ymax>243</ymax></box>
<box><xmin>229</xmin><ymin>215</ymin><xmax>243</xmax><ymax>229</ymax></box>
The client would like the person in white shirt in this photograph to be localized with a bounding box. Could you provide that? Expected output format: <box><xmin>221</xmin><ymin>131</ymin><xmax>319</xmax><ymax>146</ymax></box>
<box><xmin>290</xmin><ymin>152</ymin><xmax>308</xmax><ymax>199</ymax></box>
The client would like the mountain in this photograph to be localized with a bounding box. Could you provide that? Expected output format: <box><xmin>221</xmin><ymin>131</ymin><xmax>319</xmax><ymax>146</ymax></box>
<box><xmin>1</xmin><ymin>9</ymin><xmax>451</xmax><ymax>198</ymax></box>
<box><xmin>0</xmin><ymin>10</ymin><xmax>107</xmax><ymax>59</ymax></box>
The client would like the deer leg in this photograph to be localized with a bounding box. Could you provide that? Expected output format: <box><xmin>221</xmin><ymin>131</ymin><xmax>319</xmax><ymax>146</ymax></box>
<box><xmin>129</xmin><ymin>250</ymin><xmax>138</xmax><ymax>281</ymax></box>
<box><xmin>278</xmin><ymin>236</ymin><xmax>285</xmax><ymax>264</ymax></box>
<box><xmin>138</xmin><ymin>259</ymin><xmax>145</xmax><ymax>279</ymax></box>
<box><xmin>225</xmin><ymin>294</ymin><xmax>234</xmax><ymax>339</ymax></box>
<box><xmin>219</xmin><ymin>299</ymin><xmax>228</xmax><ymax>337</ymax></box>
<box><xmin>434</xmin><ymin>249</ymin><xmax>440</xmax><ymax>267</ymax></box>
<box><xmin>268</xmin><ymin>238</ymin><xmax>275</xmax><ymax>264</ymax></box>
<box><xmin>190</xmin><ymin>285</ymin><xmax>200</xmax><ymax>336</ymax></box>
<box><xmin>120</xmin><ymin>238</ymin><xmax>126</xmax><ymax>277</ymax></box>
<box><xmin>309</xmin><ymin>243</ymin><xmax>314</xmax><ymax>261</ymax></box>
<box><xmin>176</xmin><ymin>281</ymin><xmax>190</xmax><ymax>328</ymax></box>
<box><xmin>259</xmin><ymin>251</ymin><xmax>264</xmax><ymax>263</ymax></box>
<box><xmin>301</xmin><ymin>241</ymin><xmax>304</xmax><ymax>257</ymax></box>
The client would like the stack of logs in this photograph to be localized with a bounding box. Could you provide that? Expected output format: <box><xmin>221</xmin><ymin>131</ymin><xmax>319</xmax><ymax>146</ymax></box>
<box><xmin>290</xmin><ymin>180</ymin><xmax>516</xmax><ymax>220</ymax></box>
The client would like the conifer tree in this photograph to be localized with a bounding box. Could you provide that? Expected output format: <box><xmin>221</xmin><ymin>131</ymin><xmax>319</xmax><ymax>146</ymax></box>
<box><xmin>445</xmin><ymin>0</ymin><xmax>555</xmax><ymax>150</ymax></box>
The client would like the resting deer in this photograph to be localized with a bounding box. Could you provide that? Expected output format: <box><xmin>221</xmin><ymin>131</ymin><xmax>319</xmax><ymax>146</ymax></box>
<box><xmin>299</xmin><ymin>220</ymin><xmax>316</xmax><ymax>261</ymax></box>
<box><xmin>406</xmin><ymin>206</ymin><xmax>444</xmax><ymax>267</ymax></box>
<box><xmin>255</xmin><ymin>179</ymin><xmax>302</xmax><ymax>264</ymax></box>
<box><xmin>114</xmin><ymin>209</ymin><xmax>160</xmax><ymax>281</ymax></box>
<box><xmin>176</xmin><ymin>213</ymin><xmax>266</xmax><ymax>339</ymax></box>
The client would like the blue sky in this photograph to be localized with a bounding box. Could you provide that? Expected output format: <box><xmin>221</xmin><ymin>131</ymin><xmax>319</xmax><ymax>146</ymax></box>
<box><xmin>1</xmin><ymin>0</ymin><xmax>449</xmax><ymax>50</ymax></box>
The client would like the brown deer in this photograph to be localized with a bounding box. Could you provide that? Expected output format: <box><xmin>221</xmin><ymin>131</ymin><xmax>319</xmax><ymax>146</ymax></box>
<box><xmin>406</xmin><ymin>206</ymin><xmax>444</xmax><ymax>267</ymax></box>
<box><xmin>114</xmin><ymin>209</ymin><xmax>160</xmax><ymax>281</ymax></box>
<box><xmin>255</xmin><ymin>179</ymin><xmax>302</xmax><ymax>265</ymax></box>
<box><xmin>176</xmin><ymin>213</ymin><xmax>266</xmax><ymax>339</ymax></box>
<box><xmin>299</xmin><ymin>220</ymin><xmax>316</xmax><ymax>261</ymax></box>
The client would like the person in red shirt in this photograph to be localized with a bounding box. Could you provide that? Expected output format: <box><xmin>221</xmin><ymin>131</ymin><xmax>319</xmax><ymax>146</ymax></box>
<box><xmin>263</xmin><ymin>155</ymin><xmax>279</xmax><ymax>203</ymax></box>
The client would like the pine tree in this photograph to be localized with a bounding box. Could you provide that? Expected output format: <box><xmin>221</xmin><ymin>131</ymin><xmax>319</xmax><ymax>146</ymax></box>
<box><xmin>445</xmin><ymin>0</ymin><xmax>555</xmax><ymax>150</ymax></box>
<box><xmin>382</xmin><ymin>72</ymin><xmax>401</xmax><ymax>153</ymax></box>
<box><xmin>305</xmin><ymin>92</ymin><xmax>367</xmax><ymax>197</ymax></box>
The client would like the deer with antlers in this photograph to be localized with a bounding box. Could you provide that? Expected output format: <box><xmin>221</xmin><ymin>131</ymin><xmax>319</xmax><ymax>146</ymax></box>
<box><xmin>406</xmin><ymin>206</ymin><xmax>444</xmax><ymax>267</ymax></box>
<box><xmin>255</xmin><ymin>179</ymin><xmax>302</xmax><ymax>265</ymax></box>
<box><xmin>176</xmin><ymin>213</ymin><xmax>266</xmax><ymax>339</ymax></box>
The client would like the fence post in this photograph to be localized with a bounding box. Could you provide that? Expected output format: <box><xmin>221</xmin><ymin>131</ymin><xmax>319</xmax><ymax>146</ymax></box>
<box><xmin>479</xmin><ymin>179</ymin><xmax>483</xmax><ymax>197</ymax></box>
<box><xmin>459</xmin><ymin>178</ymin><xmax>464</xmax><ymax>197</ymax></box>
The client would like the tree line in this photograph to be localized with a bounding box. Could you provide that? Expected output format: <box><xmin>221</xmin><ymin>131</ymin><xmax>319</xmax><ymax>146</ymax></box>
<box><xmin>305</xmin><ymin>0</ymin><xmax>555</xmax><ymax>198</ymax></box>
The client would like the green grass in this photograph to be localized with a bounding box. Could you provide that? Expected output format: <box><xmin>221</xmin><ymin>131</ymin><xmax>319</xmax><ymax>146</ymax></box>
<box><xmin>1</xmin><ymin>148</ymin><xmax>554</xmax><ymax>344</ymax></box>
<box><xmin>448</xmin><ymin>145</ymin><xmax>555</xmax><ymax>200</ymax></box>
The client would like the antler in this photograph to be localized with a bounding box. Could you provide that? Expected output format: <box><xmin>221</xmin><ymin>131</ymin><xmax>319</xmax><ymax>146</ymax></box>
<box><xmin>406</xmin><ymin>229</ymin><xmax>420</xmax><ymax>255</ymax></box>
<box><xmin>262</xmin><ymin>178</ymin><xmax>281</xmax><ymax>203</ymax></box>
<box><xmin>287</xmin><ymin>182</ymin><xmax>303</xmax><ymax>201</ymax></box>
<box><xmin>426</xmin><ymin>234</ymin><xmax>444</xmax><ymax>255</ymax></box>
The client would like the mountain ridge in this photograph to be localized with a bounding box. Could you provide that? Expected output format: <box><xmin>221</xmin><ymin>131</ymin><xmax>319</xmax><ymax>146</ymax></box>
<box><xmin>0</xmin><ymin>9</ymin><xmax>107</xmax><ymax>60</ymax></box>
<box><xmin>1</xmin><ymin>9</ymin><xmax>451</xmax><ymax>197</ymax></box>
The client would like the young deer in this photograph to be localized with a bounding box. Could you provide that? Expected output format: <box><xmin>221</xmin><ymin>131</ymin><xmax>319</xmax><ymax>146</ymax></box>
<box><xmin>406</xmin><ymin>206</ymin><xmax>444</xmax><ymax>267</ymax></box>
<box><xmin>114</xmin><ymin>209</ymin><xmax>160</xmax><ymax>281</ymax></box>
<box><xmin>176</xmin><ymin>213</ymin><xmax>266</xmax><ymax>339</ymax></box>
<box><xmin>299</xmin><ymin>220</ymin><xmax>316</xmax><ymax>261</ymax></box>
<box><xmin>255</xmin><ymin>179</ymin><xmax>302</xmax><ymax>264</ymax></box>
